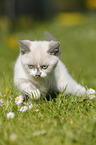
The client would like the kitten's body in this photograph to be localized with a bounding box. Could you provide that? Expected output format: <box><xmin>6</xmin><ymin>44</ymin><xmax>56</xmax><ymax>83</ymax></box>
<box><xmin>14</xmin><ymin>34</ymin><xmax>95</xmax><ymax>99</ymax></box>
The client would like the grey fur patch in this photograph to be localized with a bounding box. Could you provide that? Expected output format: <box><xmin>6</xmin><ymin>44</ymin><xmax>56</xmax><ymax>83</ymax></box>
<box><xmin>48</xmin><ymin>41</ymin><xmax>61</xmax><ymax>56</ymax></box>
<box><xmin>19</xmin><ymin>40</ymin><xmax>31</xmax><ymax>55</ymax></box>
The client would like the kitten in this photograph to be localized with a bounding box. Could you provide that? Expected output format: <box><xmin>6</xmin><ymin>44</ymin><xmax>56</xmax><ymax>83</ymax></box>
<box><xmin>14</xmin><ymin>32</ymin><xmax>95</xmax><ymax>99</ymax></box>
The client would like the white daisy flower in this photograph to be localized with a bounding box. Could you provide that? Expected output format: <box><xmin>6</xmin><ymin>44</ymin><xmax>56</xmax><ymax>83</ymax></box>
<box><xmin>15</xmin><ymin>95</ymin><xmax>23</xmax><ymax>105</ymax></box>
<box><xmin>88</xmin><ymin>88</ymin><xmax>96</xmax><ymax>99</ymax></box>
<box><xmin>19</xmin><ymin>106</ymin><xmax>28</xmax><ymax>112</ymax></box>
<box><xmin>7</xmin><ymin>112</ymin><xmax>15</xmax><ymax>119</ymax></box>
<box><xmin>89</xmin><ymin>88</ymin><xmax>95</xmax><ymax>94</ymax></box>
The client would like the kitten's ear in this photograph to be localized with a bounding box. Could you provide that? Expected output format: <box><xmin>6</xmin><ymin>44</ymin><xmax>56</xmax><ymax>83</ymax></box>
<box><xmin>45</xmin><ymin>31</ymin><xmax>56</xmax><ymax>41</ymax></box>
<box><xmin>48</xmin><ymin>41</ymin><xmax>61</xmax><ymax>56</ymax></box>
<box><xmin>19</xmin><ymin>40</ymin><xmax>31</xmax><ymax>55</ymax></box>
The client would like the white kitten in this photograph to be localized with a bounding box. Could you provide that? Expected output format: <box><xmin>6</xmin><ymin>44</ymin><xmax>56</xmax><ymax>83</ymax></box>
<box><xmin>14</xmin><ymin>32</ymin><xmax>95</xmax><ymax>99</ymax></box>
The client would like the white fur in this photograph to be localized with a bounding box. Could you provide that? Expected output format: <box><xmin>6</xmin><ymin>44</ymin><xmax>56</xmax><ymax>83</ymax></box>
<box><xmin>14</xmin><ymin>40</ymin><xmax>95</xmax><ymax>99</ymax></box>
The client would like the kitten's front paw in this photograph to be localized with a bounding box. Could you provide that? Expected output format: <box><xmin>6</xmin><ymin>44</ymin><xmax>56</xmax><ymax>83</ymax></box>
<box><xmin>31</xmin><ymin>89</ymin><xmax>40</xmax><ymax>99</ymax></box>
<box><xmin>87</xmin><ymin>88</ymin><xmax>96</xmax><ymax>99</ymax></box>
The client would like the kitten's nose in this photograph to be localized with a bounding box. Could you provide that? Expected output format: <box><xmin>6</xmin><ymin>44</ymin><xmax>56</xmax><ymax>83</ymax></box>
<box><xmin>35</xmin><ymin>75</ymin><xmax>40</xmax><ymax>78</ymax></box>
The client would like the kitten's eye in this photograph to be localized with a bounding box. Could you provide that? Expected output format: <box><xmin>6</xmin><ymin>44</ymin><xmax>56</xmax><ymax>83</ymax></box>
<box><xmin>41</xmin><ymin>65</ymin><xmax>48</xmax><ymax>69</ymax></box>
<box><xmin>28</xmin><ymin>65</ymin><xmax>34</xmax><ymax>69</ymax></box>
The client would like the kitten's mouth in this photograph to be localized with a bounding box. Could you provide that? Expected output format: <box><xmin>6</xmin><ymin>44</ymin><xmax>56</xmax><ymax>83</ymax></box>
<box><xmin>35</xmin><ymin>76</ymin><xmax>40</xmax><ymax>79</ymax></box>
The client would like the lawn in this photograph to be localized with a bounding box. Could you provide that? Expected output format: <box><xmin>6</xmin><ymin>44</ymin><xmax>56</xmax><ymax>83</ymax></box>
<box><xmin>0</xmin><ymin>15</ymin><xmax>96</xmax><ymax>145</ymax></box>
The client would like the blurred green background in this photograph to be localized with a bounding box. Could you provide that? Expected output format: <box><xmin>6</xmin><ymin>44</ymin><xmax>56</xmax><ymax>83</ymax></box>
<box><xmin>0</xmin><ymin>0</ymin><xmax>96</xmax><ymax>92</ymax></box>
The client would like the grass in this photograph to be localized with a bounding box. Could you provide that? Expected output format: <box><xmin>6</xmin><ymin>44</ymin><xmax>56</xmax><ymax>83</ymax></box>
<box><xmin>0</xmin><ymin>15</ymin><xmax>96</xmax><ymax>145</ymax></box>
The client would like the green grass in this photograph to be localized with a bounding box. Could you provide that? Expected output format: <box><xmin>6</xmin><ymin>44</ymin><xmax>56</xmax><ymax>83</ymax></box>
<box><xmin>0</xmin><ymin>15</ymin><xmax>96</xmax><ymax>145</ymax></box>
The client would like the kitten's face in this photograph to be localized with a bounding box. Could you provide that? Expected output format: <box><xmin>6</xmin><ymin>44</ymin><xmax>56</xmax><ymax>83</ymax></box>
<box><xmin>19</xmin><ymin>40</ymin><xmax>60</xmax><ymax>79</ymax></box>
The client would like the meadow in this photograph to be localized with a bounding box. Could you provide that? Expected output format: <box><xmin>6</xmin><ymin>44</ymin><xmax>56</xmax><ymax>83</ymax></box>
<box><xmin>0</xmin><ymin>15</ymin><xmax>96</xmax><ymax>145</ymax></box>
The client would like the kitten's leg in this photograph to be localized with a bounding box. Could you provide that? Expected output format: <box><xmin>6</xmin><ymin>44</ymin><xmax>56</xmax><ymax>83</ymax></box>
<box><xmin>59</xmin><ymin>79</ymin><xmax>86</xmax><ymax>96</ymax></box>
<box><xmin>57</xmin><ymin>74</ymin><xmax>95</xmax><ymax>98</ymax></box>
<box><xmin>55</xmin><ymin>61</ymin><xmax>95</xmax><ymax>98</ymax></box>
<box><xmin>15</xmin><ymin>79</ymin><xmax>40</xmax><ymax>99</ymax></box>
<box><xmin>67</xmin><ymin>81</ymin><xmax>95</xmax><ymax>99</ymax></box>
<box><xmin>67</xmin><ymin>81</ymin><xmax>86</xmax><ymax>97</ymax></box>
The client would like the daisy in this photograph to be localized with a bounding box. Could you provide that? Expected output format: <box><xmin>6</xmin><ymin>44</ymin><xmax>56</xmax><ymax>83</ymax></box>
<box><xmin>89</xmin><ymin>88</ymin><xmax>95</xmax><ymax>94</ymax></box>
<box><xmin>15</xmin><ymin>95</ymin><xmax>23</xmax><ymax>105</ymax></box>
<box><xmin>19</xmin><ymin>106</ymin><xmax>28</xmax><ymax>112</ymax></box>
<box><xmin>88</xmin><ymin>88</ymin><xmax>96</xmax><ymax>99</ymax></box>
<box><xmin>7</xmin><ymin>112</ymin><xmax>15</xmax><ymax>119</ymax></box>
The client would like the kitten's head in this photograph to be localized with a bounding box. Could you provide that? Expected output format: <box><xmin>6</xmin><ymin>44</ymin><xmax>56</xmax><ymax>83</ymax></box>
<box><xmin>19</xmin><ymin>40</ymin><xmax>61</xmax><ymax>79</ymax></box>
